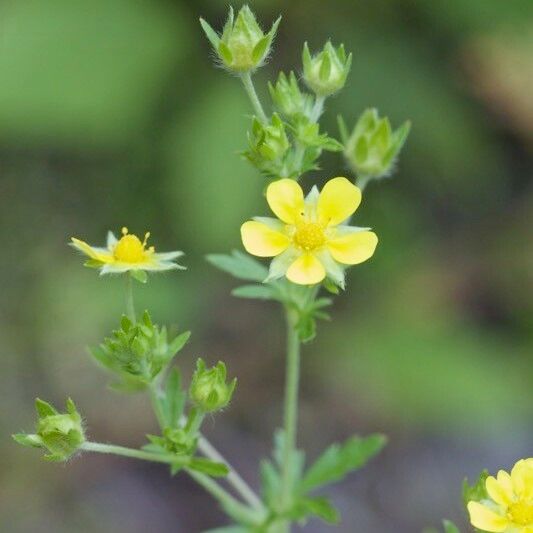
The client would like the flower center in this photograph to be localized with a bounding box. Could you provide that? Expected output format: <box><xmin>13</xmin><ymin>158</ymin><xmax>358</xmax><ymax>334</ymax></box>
<box><xmin>293</xmin><ymin>222</ymin><xmax>326</xmax><ymax>251</ymax></box>
<box><xmin>508</xmin><ymin>501</ymin><xmax>533</xmax><ymax>525</ymax></box>
<box><xmin>113</xmin><ymin>227</ymin><xmax>153</xmax><ymax>263</ymax></box>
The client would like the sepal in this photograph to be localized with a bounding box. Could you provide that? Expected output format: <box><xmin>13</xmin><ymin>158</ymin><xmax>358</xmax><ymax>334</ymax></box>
<box><xmin>189</xmin><ymin>359</ymin><xmax>237</xmax><ymax>413</ymax></box>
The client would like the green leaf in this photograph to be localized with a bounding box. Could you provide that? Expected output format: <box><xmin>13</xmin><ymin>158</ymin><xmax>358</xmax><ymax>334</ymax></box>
<box><xmin>35</xmin><ymin>398</ymin><xmax>58</xmax><ymax>418</ymax></box>
<box><xmin>292</xmin><ymin>496</ymin><xmax>340</xmax><ymax>524</ymax></box>
<box><xmin>203</xmin><ymin>528</ymin><xmax>248</xmax><ymax>533</ymax></box>
<box><xmin>337</xmin><ymin>115</ymin><xmax>349</xmax><ymax>144</ymax></box>
<box><xmin>232</xmin><ymin>284</ymin><xmax>277</xmax><ymax>300</ymax></box>
<box><xmin>463</xmin><ymin>469</ymin><xmax>489</xmax><ymax>506</ymax></box>
<box><xmin>443</xmin><ymin>520</ymin><xmax>460</xmax><ymax>533</ymax></box>
<box><xmin>189</xmin><ymin>458</ymin><xmax>229</xmax><ymax>477</ymax></box>
<box><xmin>260</xmin><ymin>459</ymin><xmax>281</xmax><ymax>507</ymax></box>
<box><xmin>206</xmin><ymin>250</ymin><xmax>268</xmax><ymax>282</ymax></box>
<box><xmin>299</xmin><ymin>434</ymin><xmax>387</xmax><ymax>493</ymax></box>
<box><xmin>169</xmin><ymin>331</ymin><xmax>191</xmax><ymax>356</ymax></box>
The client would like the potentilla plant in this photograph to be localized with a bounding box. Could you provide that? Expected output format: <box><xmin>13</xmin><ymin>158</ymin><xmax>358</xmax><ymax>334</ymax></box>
<box><xmin>16</xmin><ymin>6</ymin><xmax>529</xmax><ymax>533</ymax></box>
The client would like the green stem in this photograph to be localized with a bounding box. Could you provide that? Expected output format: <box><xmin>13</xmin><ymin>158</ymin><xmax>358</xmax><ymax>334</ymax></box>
<box><xmin>280</xmin><ymin>309</ymin><xmax>301</xmax><ymax>513</ymax></box>
<box><xmin>309</xmin><ymin>95</ymin><xmax>325</xmax><ymax>122</ymax></box>
<box><xmin>125</xmin><ymin>274</ymin><xmax>136</xmax><ymax>322</ymax></box>
<box><xmin>241</xmin><ymin>72</ymin><xmax>268</xmax><ymax>123</ymax></box>
<box><xmin>81</xmin><ymin>441</ymin><xmax>187</xmax><ymax>466</ymax></box>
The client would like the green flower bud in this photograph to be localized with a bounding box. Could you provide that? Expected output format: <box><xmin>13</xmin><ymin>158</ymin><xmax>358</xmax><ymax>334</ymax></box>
<box><xmin>90</xmin><ymin>311</ymin><xmax>190</xmax><ymax>392</ymax></box>
<box><xmin>189</xmin><ymin>359</ymin><xmax>236</xmax><ymax>413</ymax></box>
<box><xmin>252</xmin><ymin>113</ymin><xmax>290</xmax><ymax>161</ymax></box>
<box><xmin>340</xmin><ymin>109</ymin><xmax>410</xmax><ymax>183</ymax></box>
<box><xmin>302</xmin><ymin>41</ymin><xmax>352</xmax><ymax>97</ymax></box>
<box><xmin>13</xmin><ymin>398</ymin><xmax>85</xmax><ymax>461</ymax></box>
<box><xmin>268</xmin><ymin>71</ymin><xmax>312</xmax><ymax>119</ymax></box>
<box><xmin>200</xmin><ymin>6</ymin><xmax>281</xmax><ymax>73</ymax></box>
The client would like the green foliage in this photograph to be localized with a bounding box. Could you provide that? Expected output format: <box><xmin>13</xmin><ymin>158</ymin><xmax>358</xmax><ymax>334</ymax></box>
<box><xmin>189</xmin><ymin>358</ymin><xmax>237</xmax><ymax>413</ymax></box>
<box><xmin>443</xmin><ymin>519</ymin><xmax>461</xmax><ymax>533</ymax></box>
<box><xmin>13</xmin><ymin>398</ymin><xmax>85</xmax><ymax>461</ymax></box>
<box><xmin>463</xmin><ymin>469</ymin><xmax>489</xmax><ymax>506</ymax></box>
<box><xmin>302</xmin><ymin>41</ymin><xmax>352</xmax><ymax>97</ymax></box>
<box><xmin>200</xmin><ymin>5</ymin><xmax>281</xmax><ymax>73</ymax></box>
<box><xmin>207</xmin><ymin>250</ymin><xmax>268</xmax><ymax>283</ymax></box>
<box><xmin>89</xmin><ymin>311</ymin><xmax>190</xmax><ymax>391</ymax></box>
<box><xmin>339</xmin><ymin>108</ymin><xmax>411</xmax><ymax>184</ymax></box>
<box><xmin>298</xmin><ymin>434</ymin><xmax>387</xmax><ymax>493</ymax></box>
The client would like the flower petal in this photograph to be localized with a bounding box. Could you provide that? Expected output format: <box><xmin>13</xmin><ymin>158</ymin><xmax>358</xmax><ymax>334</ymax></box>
<box><xmin>486</xmin><ymin>475</ymin><xmax>512</xmax><ymax>506</ymax></box>
<box><xmin>153</xmin><ymin>251</ymin><xmax>185</xmax><ymax>261</ymax></box>
<box><xmin>326</xmin><ymin>231</ymin><xmax>378</xmax><ymax>265</ymax></box>
<box><xmin>511</xmin><ymin>458</ymin><xmax>533</xmax><ymax>499</ymax></box>
<box><xmin>70</xmin><ymin>238</ymin><xmax>113</xmax><ymax>263</ymax></box>
<box><xmin>106</xmin><ymin>231</ymin><xmax>118</xmax><ymax>249</ymax></box>
<box><xmin>241</xmin><ymin>221</ymin><xmax>290</xmax><ymax>257</ymax></box>
<box><xmin>266</xmin><ymin>179</ymin><xmax>305</xmax><ymax>225</ymax></box>
<box><xmin>467</xmin><ymin>502</ymin><xmax>508</xmax><ymax>532</ymax></box>
<box><xmin>286</xmin><ymin>253</ymin><xmax>326</xmax><ymax>285</ymax></box>
<box><xmin>317</xmin><ymin>177</ymin><xmax>361</xmax><ymax>226</ymax></box>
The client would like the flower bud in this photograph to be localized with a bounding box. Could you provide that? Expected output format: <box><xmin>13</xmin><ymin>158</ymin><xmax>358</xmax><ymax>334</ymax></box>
<box><xmin>251</xmin><ymin>113</ymin><xmax>290</xmax><ymax>161</ymax></box>
<box><xmin>302</xmin><ymin>41</ymin><xmax>352</xmax><ymax>97</ymax></box>
<box><xmin>13</xmin><ymin>398</ymin><xmax>85</xmax><ymax>461</ymax></box>
<box><xmin>268</xmin><ymin>71</ymin><xmax>312</xmax><ymax>119</ymax></box>
<box><xmin>189</xmin><ymin>359</ymin><xmax>236</xmax><ymax>413</ymax></box>
<box><xmin>90</xmin><ymin>311</ymin><xmax>190</xmax><ymax>391</ymax></box>
<box><xmin>200</xmin><ymin>6</ymin><xmax>281</xmax><ymax>73</ymax></box>
<box><xmin>340</xmin><ymin>108</ymin><xmax>411</xmax><ymax>181</ymax></box>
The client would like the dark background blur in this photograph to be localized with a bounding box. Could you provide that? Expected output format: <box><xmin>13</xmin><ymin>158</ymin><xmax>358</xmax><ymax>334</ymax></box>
<box><xmin>1</xmin><ymin>0</ymin><xmax>531</xmax><ymax>531</ymax></box>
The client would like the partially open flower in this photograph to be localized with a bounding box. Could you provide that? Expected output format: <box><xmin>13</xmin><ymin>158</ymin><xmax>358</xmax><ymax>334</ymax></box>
<box><xmin>467</xmin><ymin>458</ymin><xmax>533</xmax><ymax>533</ymax></box>
<box><xmin>70</xmin><ymin>227</ymin><xmax>185</xmax><ymax>276</ymax></box>
<box><xmin>241</xmin><ymin>177</ymin><xmax>378</xmax><ymax>287</ymax></box>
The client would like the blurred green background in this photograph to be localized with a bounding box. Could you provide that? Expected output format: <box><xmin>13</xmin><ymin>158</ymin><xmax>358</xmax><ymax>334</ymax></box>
<box><xmin>1</xmin><ymin>0</ymin><xmax>531</xmax><ymax>531</ymax></box>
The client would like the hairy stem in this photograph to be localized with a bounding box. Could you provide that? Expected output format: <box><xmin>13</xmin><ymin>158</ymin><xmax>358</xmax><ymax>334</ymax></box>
<box><xmin>241</xmin><ymin>72</ymin><xmax>268</xmax><ymax>123</ymax></box>
<box><xmin>309</xmin><ymin>95</ymin><xmax>325</xmax><ymax>122</ymax></box>
<box><xmin>125</xmin><ymin>274</ymin><xmax>136</xmax><ymax>322</ymax></box>
<box><xmin>81</xmin><ymin>441</ymin><xmax>186</xmax><ymax>465</ymax></box>
<box><xmin>280</xmin><ymin>309</ymin><xmax>301</xmax><ymax>513</ymax></box>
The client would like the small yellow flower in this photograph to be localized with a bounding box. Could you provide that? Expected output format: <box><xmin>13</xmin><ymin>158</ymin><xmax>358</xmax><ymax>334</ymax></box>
<box><xmin>468</xmin><ymin>458</ymin><xmax>533</xmax><ymax>533</ymax></box>
<box><xmin>70</xmin><ymin>227</ymin><xmax>185</xmax><ymax>275</ymax></box>
<box><xmin>241</xmin><ymin>177</ymin><xmax>378</xmax><ymax>286</ymax></box>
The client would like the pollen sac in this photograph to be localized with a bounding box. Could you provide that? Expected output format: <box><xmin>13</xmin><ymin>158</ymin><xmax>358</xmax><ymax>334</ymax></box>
<box><xmin>341</xmin><ymin>108</ymin><xmax>411</xmax><ymax>181</ymax></box>
<box><xmin>89</xmin><ymin>311</ymin><xmax>190</xmax><ymax>391</ymax></box>
<box><xmin>13</xmin><ymin>398</ymin><xmax>85</xmax><ymax>461</ymax></box>
<box><xmin>303</xmin><ymin>41</ymin><xmax>352</xmax><ymax>97</ymax></box>
<box><xmin>200</xmin><ymin>5</ymin><xmax>281</xmax><ymax>73</ymax></box>
<box><xmin>189</xmin><ymin>359</ymin><xmax>236</xmax><ymax>413</ymax></box>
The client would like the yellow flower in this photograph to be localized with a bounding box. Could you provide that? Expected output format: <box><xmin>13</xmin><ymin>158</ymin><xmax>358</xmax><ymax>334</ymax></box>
<box><xmin>70</xmin><ymin>227</ymin><xmax>185</xmax><ymax>275</ymax></box>
<box><xmin>468</xmin><ymin>458</ymin><xmax>533</xmax><ymax>533</ymax></box>
<box><xmin>240</xmin><ymin>177</ymin><xmax>378</xmax><ymax>286</ymax></box>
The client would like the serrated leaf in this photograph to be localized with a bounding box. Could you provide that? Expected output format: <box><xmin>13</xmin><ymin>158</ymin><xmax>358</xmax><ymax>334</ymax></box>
<box><xmin>260</xmin><ymin>459</ymin><xmax>281</xmax><ymax>507</ymax></box>
<box><xmin>206</xmin><ymin>250</ymin><xmax>268</xmax><ymax>282</ymax></box>
<box><xmin>463</xmin><ymin>469</ymin><xmax>489</xmax><ymax>506</ymax></box>
<box><xmin>299</xmin><ymin>434</ymin><xmax>386</xmax><ymax>493</ymax></box>
<box><xmin>232</xmin><ymin>284</ymin><xmax>277</xmax><ymax>300</ymax></box>
<box><xmin>189</xmin><ymin>458</ymin><xmax>229</xmax><ymax>477</ymax></box>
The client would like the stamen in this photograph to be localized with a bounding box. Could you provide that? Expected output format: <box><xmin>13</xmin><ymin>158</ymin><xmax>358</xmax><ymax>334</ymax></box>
<box><xmin>121</xmin><ymin>227</ymin><xmax>129</xmax><ymax>236</ymax></box>
<box><xmin>143</xmin><ymin>232</ymin><xmax>151</xmax><ymax>247</ymax></box>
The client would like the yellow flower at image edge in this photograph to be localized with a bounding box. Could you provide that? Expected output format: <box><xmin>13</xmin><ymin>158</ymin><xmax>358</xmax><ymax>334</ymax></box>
<box><xmin>241</xmin><ymin>177</ymin><xmax>378</xmax><ymax>286</ymax></box>
<box><xmin>468</xmin><ymin>458</ymin><xmax>533</xmax><ymax>533</ymax></box>
<box><xmin>70</xmin><ymin>227</ymin><xmax>185</xmax><ymax>275</ymax></box>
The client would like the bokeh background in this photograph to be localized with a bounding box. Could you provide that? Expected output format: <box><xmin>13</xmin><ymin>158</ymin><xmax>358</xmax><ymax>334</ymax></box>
<box><xmin>1</xmin><ymin>0</ymin><xmax>532</xmax><ymax>531</ymax></box>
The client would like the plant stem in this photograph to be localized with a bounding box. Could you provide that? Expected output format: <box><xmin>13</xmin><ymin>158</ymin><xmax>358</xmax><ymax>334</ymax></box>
<box><xmin>241</xmin><ymin>72</ymin><xmax>268</xmax><ymax>123</ymax></box>
<box><xmin>280</xmin><ymin>309</ymin><xmax>301</xmax><ymax>514</ymax></box>
<box><xmin>125</xmin><ymin>274</ymin><xmax>136</xmax><ymax>322</ymax></box>
<box><xmin>310</xmin><ymin>95</ymin><xmax>325</xmax><ymax>122</ymax></box>
<box><xmin>81</xmin><ymin>441</ymin><xmax>186</xmax><ymax>466</ymax></box>
<box><xmin>197</xmin><ymin>434</ymin><xmax>264</xmax><ymax>511</ymax></box>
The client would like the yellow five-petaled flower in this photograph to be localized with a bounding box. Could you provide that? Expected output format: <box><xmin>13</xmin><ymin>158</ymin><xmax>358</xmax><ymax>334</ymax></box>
<box><xmin>468</xmin><ymin>458</ymin><xmax>533</xmax><ymax>533</ymax></box>
<box><xmin>70</xmin><ymin>227</ymin><xmax>185</xmax><ymax>275</ymax></box>
<box><xmin>241</xmin><ymin>177</ymin><xmax>378</xmax><ymax>286</ymax></box>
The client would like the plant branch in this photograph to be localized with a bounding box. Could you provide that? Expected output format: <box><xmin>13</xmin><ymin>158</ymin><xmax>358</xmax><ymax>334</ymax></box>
<box><xmin>125</xmin><ymin>274</ymin><xmax>136</xmax><ymax>322</ymax></box>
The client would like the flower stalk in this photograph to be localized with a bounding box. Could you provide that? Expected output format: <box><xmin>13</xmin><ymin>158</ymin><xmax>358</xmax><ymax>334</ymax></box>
<box><xmin>241</xmin><ymin>72</ymin><xmax>268</xmax><ymax>123</ymax></box>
